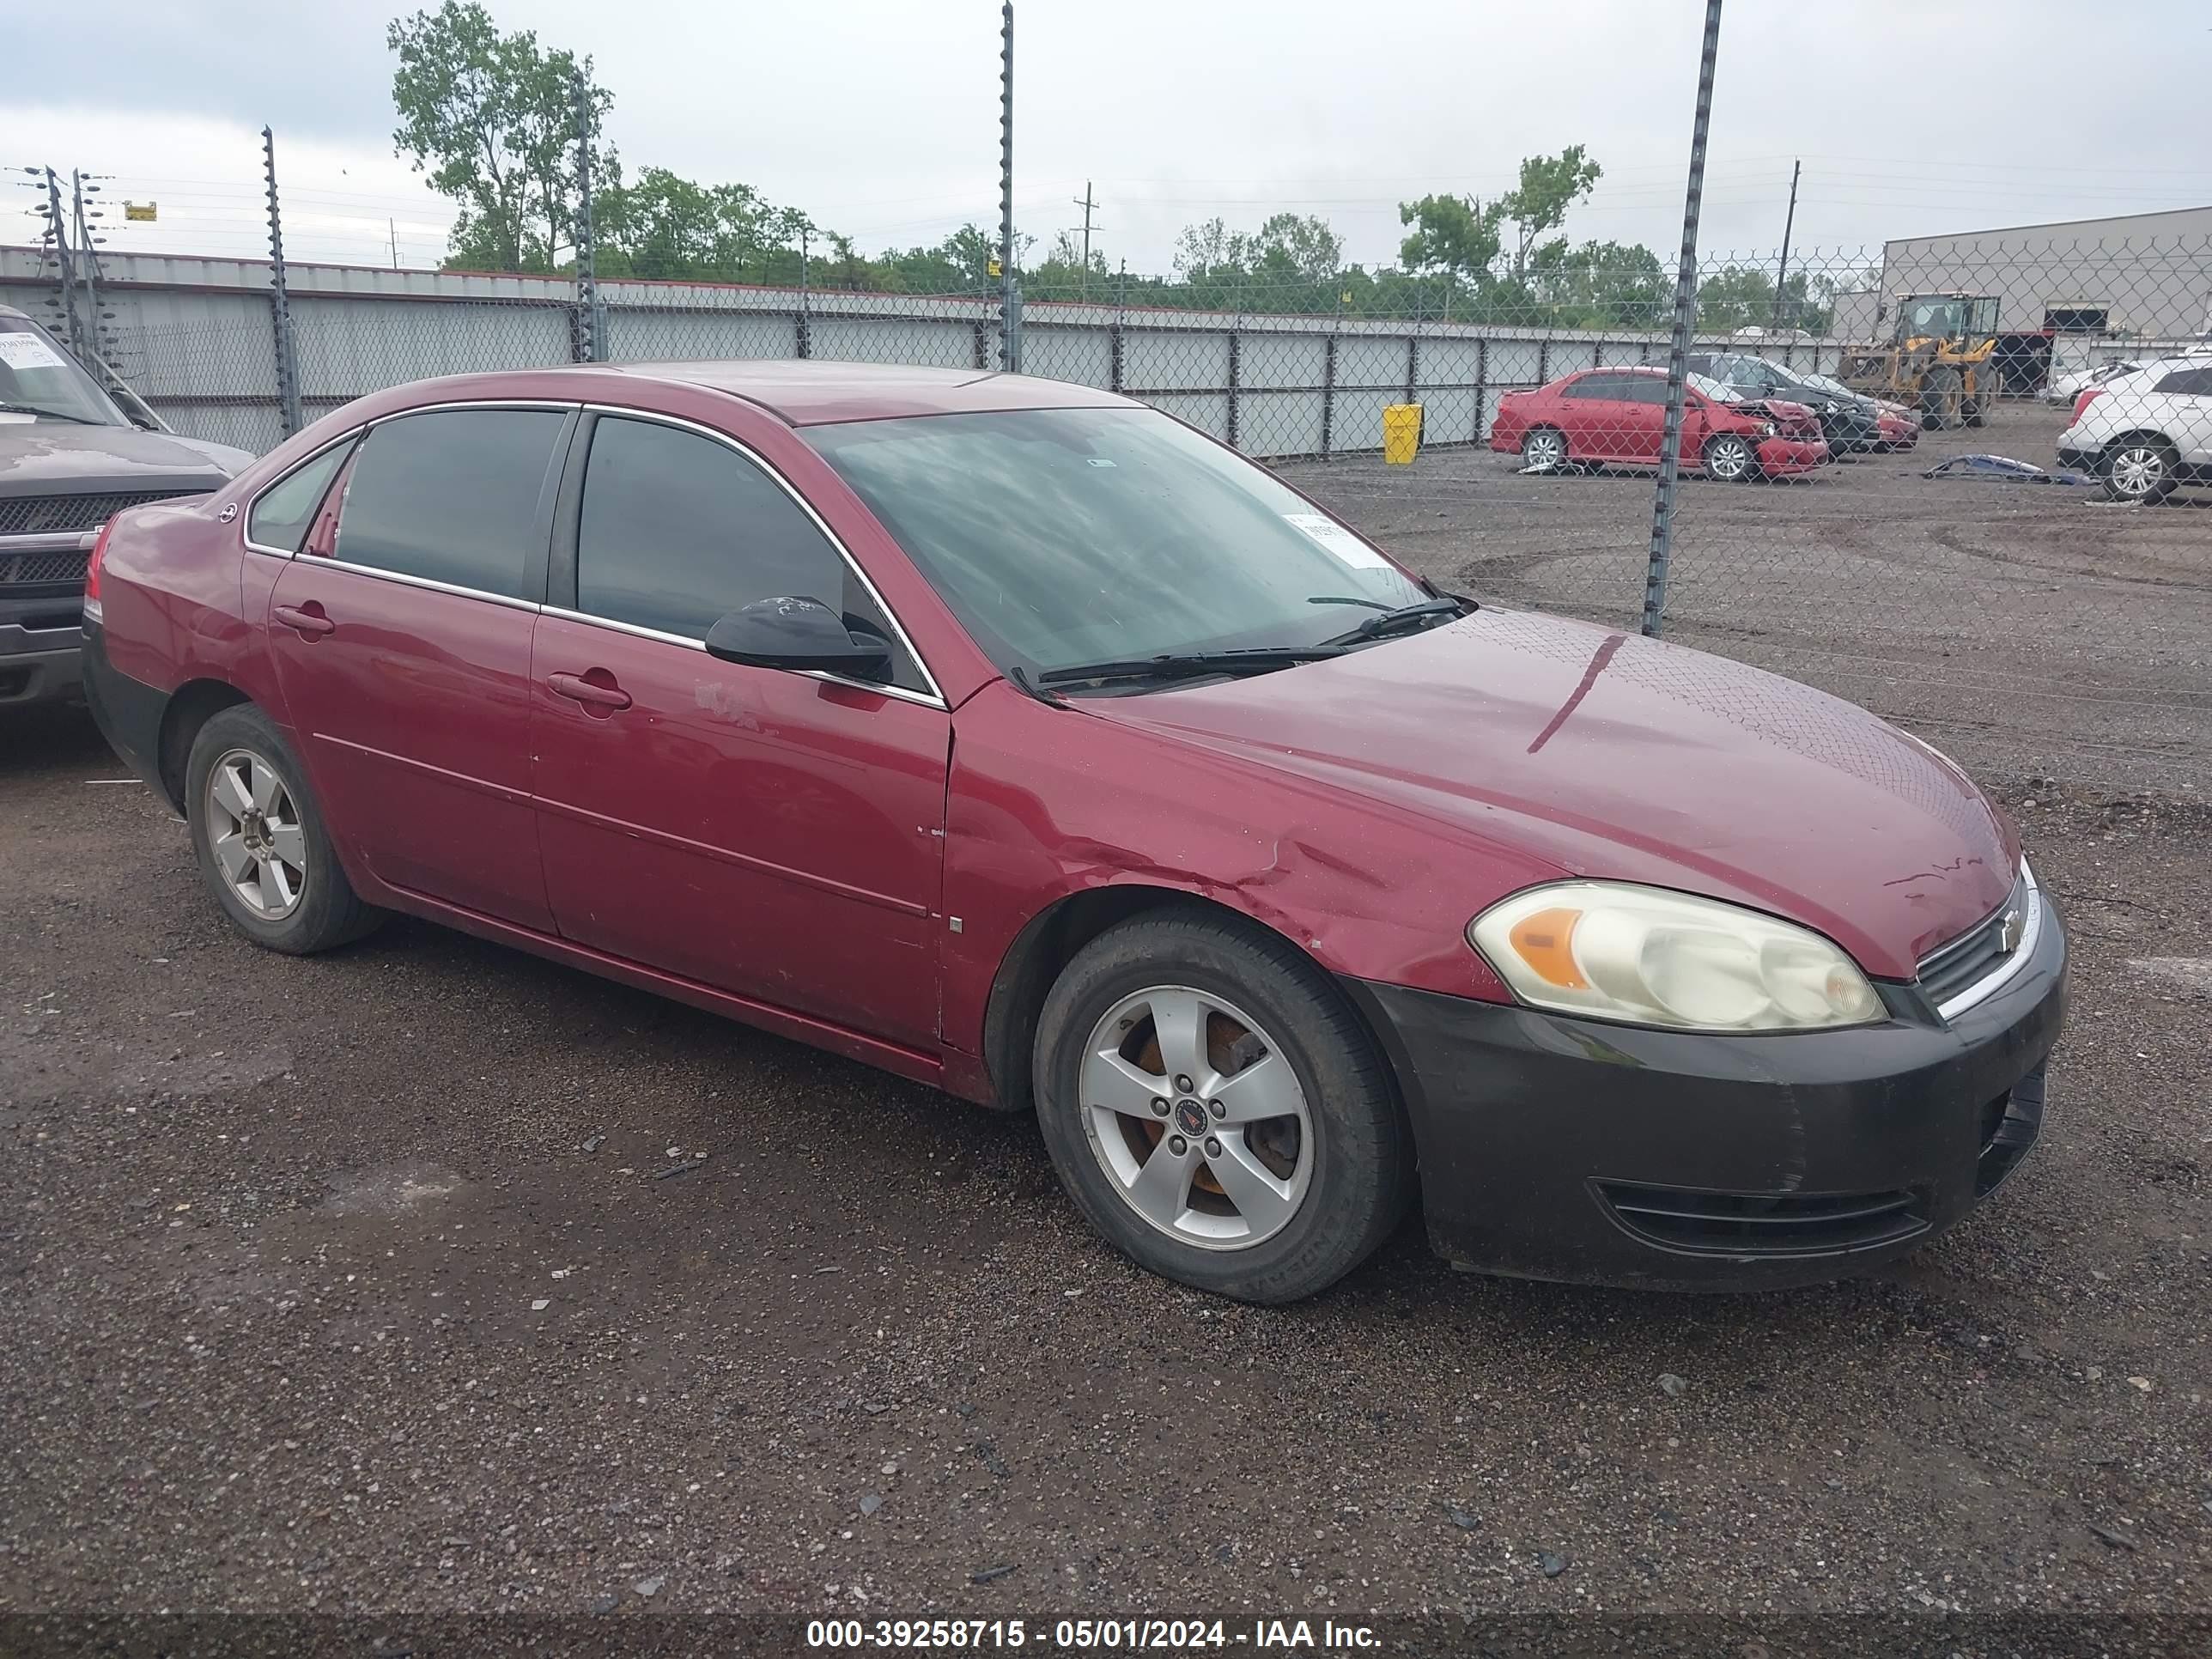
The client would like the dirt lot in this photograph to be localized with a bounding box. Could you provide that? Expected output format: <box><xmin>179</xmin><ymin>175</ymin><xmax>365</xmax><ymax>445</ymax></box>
<box><xmin>3</xmin><ymin>412</ymin><xmax>2210</xmax><ymax>1649</ymax></box>
<box><xmin>1283</xmin><ymin>401</ymin><xmax>2212</xmax><ymax>795</ymax></box>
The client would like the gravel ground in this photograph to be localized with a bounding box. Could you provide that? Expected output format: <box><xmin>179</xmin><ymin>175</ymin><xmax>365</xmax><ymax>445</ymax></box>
<box><xmin>1281</xmin><ymin>402</ymin><xmax>2212</xmax><ymax>795</ymax></box>
<box><xmin>3</xmin><ymin>697</ymin><xmax>2209</xmax><ymax>1642</ymax></box>
<box><xmin>2</xmin><ymin>413</ymin><xmax>2209</xmax><ymax>1648</ymax></box>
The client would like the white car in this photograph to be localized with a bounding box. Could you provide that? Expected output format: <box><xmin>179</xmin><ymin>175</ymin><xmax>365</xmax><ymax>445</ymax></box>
<box><xmin>2057</xmin><ymin>358</ymin><xmax>2212</xmax><ymax>501</ymax></box>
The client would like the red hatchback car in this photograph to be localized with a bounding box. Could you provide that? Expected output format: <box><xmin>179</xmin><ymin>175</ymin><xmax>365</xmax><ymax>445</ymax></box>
<box><xmin>1489</xmin><ymin>365</ymin><xmax>1828</xmax><ymax>479</ymax></box>
<box><xmin>83</xmin><ymin>362</ymin><xmax>2062</xmax><ymax>1303</ymax></box>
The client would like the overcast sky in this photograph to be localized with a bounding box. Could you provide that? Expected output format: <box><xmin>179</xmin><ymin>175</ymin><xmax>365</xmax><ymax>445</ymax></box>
<box><xmin>8</xmin><ymin>0</ymin><xmax>2210</xmax><ymax>278</ymax></box>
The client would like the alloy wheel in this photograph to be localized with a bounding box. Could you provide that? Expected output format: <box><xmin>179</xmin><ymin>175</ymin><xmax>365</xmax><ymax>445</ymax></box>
<box><xmin>205</xmin><ymin>747</ymin><xmax>307</xmax><ymax>921</ymax></box>
<box><xmin>1522</xmin><ymin>430</ymin><xmax>1565</xmax><ymax>471</ymax></box>
<box><xmin>1079</xmin><ymin>986</ymin><xmax>1315</xmax><ymax>1251</ymax></box>
<box><xmin>1706</xmin><ymin>434</ymin><xmax>1753</xmax><ymax>481</ymax></box>
<box><xmin>2107</xmin><ymin>445</ymin><xmax>2167</xmax><ymax>501</ymax></box>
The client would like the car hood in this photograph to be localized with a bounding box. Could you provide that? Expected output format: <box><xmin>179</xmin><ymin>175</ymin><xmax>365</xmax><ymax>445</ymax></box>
<box><xmin>1083</xmin><ymin>608</ymin><xmax>2016</xmax><ymax>979</ymax></box>
<box><xmin>0</xmin><ymin>423</ymin><xmax>253</xmax><ymax>489</ymax></box>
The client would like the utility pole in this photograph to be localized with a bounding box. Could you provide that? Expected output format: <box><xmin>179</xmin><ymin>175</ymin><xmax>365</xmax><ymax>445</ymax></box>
<box><xmin>71</xmin><ymin>171</ymin><xmax>105</xmax><ymax>358</ymax></box>
<box><xmin>263</xmin><ymin>127</ymin><xmax>303</xmax><ymax>438</ymax></box>
<box><xmin>44</xmin><ymin>169</ymin><xmax>82</xmax><ymax>356</ymax></box>
<box><xmin>389</xmin><ymin>218</ymin><xmax>399</xmax><ymax>270</ymax></box>
<box><xmin>1072</xmin><ymin>180</ymin><xmax>1097</xmax><ymax>299</ymax></box>
<box><xmin>1771</xmin><ymin>157</ymin><xmax>1801</xmax><ymax>333</ymax></box>
<box><xmin>1642</xmin><ymin>0</ymin><xmax>1725</xmax><ymax>641</ymax></box>
<box><xmin>572</xmin><ymin>72</ymin><xmax>605</xmax><ymax>363</ymax></box>
<box><xmin>998</xmin><ymin>0</ymin><xmax>1020</xmax><ymax>371</ymax></box>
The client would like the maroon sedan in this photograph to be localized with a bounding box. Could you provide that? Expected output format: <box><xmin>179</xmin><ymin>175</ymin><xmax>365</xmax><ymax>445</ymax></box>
<box><xmin>1489</xmin><ymin>365</ymin><xmax>1828</xmax><ymax>478</ymax></box>
<box><xmin>82</xmin><ymin>362</ymin><xmax>2062</xmax><ymax>1303</ymax></box>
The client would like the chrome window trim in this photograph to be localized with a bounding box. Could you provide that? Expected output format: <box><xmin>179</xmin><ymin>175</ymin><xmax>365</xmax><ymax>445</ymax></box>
<box><xmin>578</xmin><ymin>403</ymin><xmax>946</xmax><ymax>708</ymax></box>
<box><xmin>309</xmin><ymin>556</ymin><xmax>544</xmax><ymax>614</ymax></box>
<box><xmin>240</xmin><ymin>399</ymin><xmax>579</xmax><ymax>561</ymax></box>
<box><xmin>540</xmin><ymin>605</ymin><xmax>947</xmax><ymax>710</ymax></box>
<box><xmin>1932</xmin><ymin>859</ymin><xmax>2043</xmax><ymax>1022</ymax></box>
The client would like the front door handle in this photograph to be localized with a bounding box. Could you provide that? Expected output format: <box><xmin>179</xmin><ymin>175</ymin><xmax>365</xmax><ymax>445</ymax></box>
<box><xmin>272</xmin><ymin>603</ymin><xmax>335</xmax><ymax>638</ymax></box>
<box><xmin>547</xmin><ymin>671</ymin><xmax>633</xmax><ymax>713</ymax></box>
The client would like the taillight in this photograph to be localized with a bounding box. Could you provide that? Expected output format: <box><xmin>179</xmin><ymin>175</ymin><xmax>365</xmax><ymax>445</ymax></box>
<box><xmin>85</xmin><ymin>516</ymin><xmax>116</xmax><ymax>605</ymax></box>
<box><xmin>2072</xmin><ymin>387</ymin><xmax>2104</xmax><ymax>423</ymax></box>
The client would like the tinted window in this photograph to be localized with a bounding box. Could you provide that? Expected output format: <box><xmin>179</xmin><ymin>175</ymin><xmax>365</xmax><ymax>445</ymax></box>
<box><xmin>2154</xmin><ymin>367</ymin><xmax>2211</xmax><ymax>396</ymax></box>
<box><xmin>247</xmin><ymin>439</ymin><xmax>353</xmax><ymax>554</ymax></box>
<box><xmin>1616</xmin><ymin>376</ymin><xmax>1670</xmax><ymax>405</ymax></box>
<box><xmin>1565</xmin><ymin>374</ymin><xmax>1632</xmax><ymax>399</ymax></box>
<box><xmin>334</xmin><ymin>409</ymin><xmax>566</xmax><ymax>599</ymax></box>
<box><xmin>575</xmin><ymin>416</ymin><xmax>923</xmax><ymax>691</ymax></box>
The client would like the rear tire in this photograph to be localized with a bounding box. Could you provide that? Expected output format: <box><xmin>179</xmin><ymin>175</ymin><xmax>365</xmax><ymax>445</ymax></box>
<box><xmin>1519</xmin><ymin>427</ymin><xmax>1567</xmax><ymax>473</ymax></box>
<box><xmin>185</xmin><ymin>703</ymin><xmax>382</xmax><ymax>955</ymax></box>
<box><xmin>1032</xmin><ymin>908</ymin><xmax>1411</xmax><ymax>1304</ymax></box>
<box><xmin>2100</xmin><ymin>436</ymin><xmax>2179</xmax><ymax>504</ymax></box>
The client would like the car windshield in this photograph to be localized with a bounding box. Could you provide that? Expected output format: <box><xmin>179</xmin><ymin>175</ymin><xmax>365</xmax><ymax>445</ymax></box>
<box><xmin>1801</xmin><ymin>372</ymin><xmax>1851</xmax><ymax>398</ymax></box>
<box><xmin>0</xmin><ymin>322</ymin><xmax>126</xmax><ymax>425</ymax></box>
<box><xmin>1687</xmin><ymin>370</ymin><xmax>1739</xmax><ymax>403</ymax></box>
<box><xmin>806</xmin><ymin>406</ymin><xmax>1431</xmax><ymax>680</ymax></box>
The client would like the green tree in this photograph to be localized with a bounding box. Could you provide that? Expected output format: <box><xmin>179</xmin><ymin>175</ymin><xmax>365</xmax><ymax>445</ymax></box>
<box><xmin>1496</xmin><ymin>146</ymin><xmax>1603</xmax><ymax>280</ymax></box>
<box><xmin>1250</xmin><ymin>213</ymin><xmax>1343</xmax><ymax>287</ymax></box>
<box><xmin>388</xmin><ymin>0</ymin><xmax>612</xmax><ymax>272</ymax></box>
<box><xmin>1531</xmin><ymin>240</ymin><xmax>1668</xmax><ymax>328</ymax></box>
<box><xmin>1397</xmin><ymin>193</ymin><xmax>1500</xmax><ymax>316</ymax></box>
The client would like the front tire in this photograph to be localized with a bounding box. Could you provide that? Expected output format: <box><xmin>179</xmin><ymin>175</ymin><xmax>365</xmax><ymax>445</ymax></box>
<box><xmin>185</xmin><ymin>703</ymin><xmax>382</xmax><ymax>954</ymax></box>
<box><xmin>1702</xmin><ymin>431</ymin><xmax>1756</xmax><ymax>482</ymax></box>
<box><xmin>2100</xmin><ymin>437</ymin><xmax>2179</xmax><ymax>504</ymax></box>
<box><xmin>1032</xmin><ymin>908</ymin><xmax>1411</xmax><ymax>1304</ymax></box>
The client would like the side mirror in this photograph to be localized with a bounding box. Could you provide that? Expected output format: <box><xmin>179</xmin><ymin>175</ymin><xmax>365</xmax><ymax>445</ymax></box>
<box><xmin>704</xmin><ymin>595</ymin><xmax>891</xmax><ymax>678</ymax></box>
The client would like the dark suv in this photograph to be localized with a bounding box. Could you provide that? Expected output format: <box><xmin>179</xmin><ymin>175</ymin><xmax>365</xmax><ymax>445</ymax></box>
<box><xmin>0</xmin><ymin>307</ymin><xmax>252</xmax><ymax>708</ymax></box>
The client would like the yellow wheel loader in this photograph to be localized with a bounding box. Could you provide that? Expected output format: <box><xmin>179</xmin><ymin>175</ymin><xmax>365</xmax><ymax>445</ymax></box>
<box><xmin>1837</xmin><ymin>293</ymin><xmax>2003</xmax><ymax>429</ymax></box>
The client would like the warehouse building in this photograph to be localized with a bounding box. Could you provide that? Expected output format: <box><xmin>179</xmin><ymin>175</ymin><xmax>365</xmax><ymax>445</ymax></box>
<box><xmin>1874</xmin><ymin>204</ymin><xmax>2212</xmax><ymax>342</ymax></box>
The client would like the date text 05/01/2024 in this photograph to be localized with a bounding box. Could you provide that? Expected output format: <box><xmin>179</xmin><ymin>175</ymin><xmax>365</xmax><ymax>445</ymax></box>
<box><xmin>805</xmin><ymin>1617</ymin><xmax>1382</xmax><ymax>1650</ymax></box>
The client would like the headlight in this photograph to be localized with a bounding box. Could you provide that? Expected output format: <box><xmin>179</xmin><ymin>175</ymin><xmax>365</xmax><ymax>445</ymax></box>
<box><xmin>1758</xmin><ymin>421</ymin><xmax>1777</xmax><ymax>437</ymax></box>
<box><xmin>1468</xmin><ymin>882</ymin><xmax>1883</xmax><ymax>1032</ymax></box>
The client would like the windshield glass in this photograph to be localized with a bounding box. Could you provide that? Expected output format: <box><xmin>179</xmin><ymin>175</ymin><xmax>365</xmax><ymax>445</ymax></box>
<box><xmin>0</xmin><ymin>323</ymin><xmax>125</xmax><ymax>425</ymax></box>
<box><xmin>1687</xmin><ymin>370</ymin><xmax>1739</xmax><ymax>403</ymax></box>
<box><xmin>1901</xmin><ymin>298</ymin><xmax>1968</xmax><ymax>339</ymax></box>
<box><xmin>806</xmin><ymin>407</ymin><xmax>1429</xmax><ymax>678</ymax></box>
<box><xmin>1802</xmin><ymin>372</ymin><xmax>1850</xmax><ymax>398</ymax></box>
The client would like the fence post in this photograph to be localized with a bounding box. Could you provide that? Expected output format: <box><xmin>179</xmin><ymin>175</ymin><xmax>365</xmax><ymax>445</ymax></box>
<box><xmin>997</xmin><ymin>2</ymin><xmax>1021</xmax><ymax>372</ymax></box>
<box><xmin>1109</xmin><ymin>262</ymin><xmax>1126</xmax><ymax>393</ymax></box>
<box><xmin>572</xmin><ymin>71</ymin><xmax>605</xmax><ymax>363</ymax></box>
<box><xmin>1537</xmin><ymin>338</ymin><xmax>1551</xmax><ymax>384</ymax></box>
<box><xmin>1226</xmin><ymin>286</ymin><xmax>1243</xmax><ymax>451</ymax></box>
<box><xmin>261</xmin><ymin>127</ymin><xmax>303</xmax><ymax>440</ymax></box>
<box><xmin>1473</xmin><ymin>337</ymin><xmax>1487</xmax><ymax>449</ymax></box>
<box><xmin>796</xmin><ymin>225</ymin><xmax>813</xmax><ymax>359</ymax></box>
<box><xmin>1320</xmin><ymin>333</ymin><xmax>1336</xmax><ymax>459</ymax></box>
<box><xmin>1643</xmin><ymin>0</ymin><xmax>1726</xmax><ymax>641</ymax></box>
<box><xmin>1404</xmin><ymin>334</ymin><xmax>1418</xmax><ymax>405</ymax></box>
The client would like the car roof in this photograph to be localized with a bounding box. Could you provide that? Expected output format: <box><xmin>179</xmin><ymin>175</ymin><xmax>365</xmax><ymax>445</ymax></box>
<box><xmin>607</xmin><ymin>359</ymin><xmax>1137</xmax><ymax>426</ymax></box>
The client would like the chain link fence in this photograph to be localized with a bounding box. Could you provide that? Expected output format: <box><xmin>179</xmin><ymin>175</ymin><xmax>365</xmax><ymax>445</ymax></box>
<box><xmin>65</xmin><ymin>235</ymin><xmax>2212</xmax><ymax>793</ymax></box>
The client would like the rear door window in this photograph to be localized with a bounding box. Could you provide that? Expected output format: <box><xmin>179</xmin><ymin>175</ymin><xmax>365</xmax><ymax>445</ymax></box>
<box><xmin>1565</xmin><ymin>374</ymin><xmax>1632</xmax><ymax>399</ymax></box>
<box><xmin>574</xmin><ymin>415</ymin><xmax>927</xmax><ymax>693</ymax></box>
<box><xmin>247</xmin><ymin>439</ymin><xmax>355</xmax><ymax>554</ymax></box>
<box><xmin>333</xmin><ymin>409</ymin><xmax>568</xmax><ymax>600</ymax></box>
<box><xmin>2153</xmin><ymin>367</ymin><xmax>2211</xmax><ymax>396</ymax></box>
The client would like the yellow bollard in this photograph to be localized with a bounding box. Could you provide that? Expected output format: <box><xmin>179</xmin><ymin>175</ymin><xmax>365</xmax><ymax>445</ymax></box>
<box><xmin>1382</xmin><ymin>403</ymin><xmax>1423</xmax><ymax>465</ymax></box>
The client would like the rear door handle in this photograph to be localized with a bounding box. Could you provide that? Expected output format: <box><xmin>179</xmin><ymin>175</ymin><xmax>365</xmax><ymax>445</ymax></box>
<box><xmin>547</xmin><ymin>671</ymin><xmax>633</xmax><ymax>712</ymax></box>
<box><xmin>271</xmin><ymin>603</ymin><xmax>335</xmax><ymax>638</ymax></box>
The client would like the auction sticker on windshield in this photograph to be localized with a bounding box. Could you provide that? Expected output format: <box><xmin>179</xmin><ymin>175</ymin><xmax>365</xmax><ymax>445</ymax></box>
<box><xmin>0</xmin><ymin>332</ymin><xmax>69</xmax><ymax>372</ymax></box>
<box><xmin>1283</xmin><ymin>512</ymin><xmax>1389</xmax><ymax>570</ymax></box>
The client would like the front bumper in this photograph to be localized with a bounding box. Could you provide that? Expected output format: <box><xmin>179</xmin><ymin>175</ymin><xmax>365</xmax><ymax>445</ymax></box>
<box><xmin>1346</xmin><ymin>895</ymin><xmax>2067</xmax><ymax>1291</ymax></box>
<box><xmin>1753</xmin><ymin>436</ymin><xmax>1828</xmax><ymax>476</ymax></box>
<box><xmin>0</xmin><ymin>620</ymin><xmax>84</xmax><ymax>708</ymax></box>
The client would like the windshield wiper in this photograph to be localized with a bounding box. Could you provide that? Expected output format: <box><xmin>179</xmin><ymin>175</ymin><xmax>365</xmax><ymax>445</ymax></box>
<box><xmin>1036</xmin><ymin>647</ymin><xmax>1344</xmax><ymax>689</ymax></box>
<box><xmin>0</xmin><ymin>401</ymin><xmax>101</xmax><ymax>426</ymax></box>
<box><xmin>1316</xmin><ymin>593</ymin><xmax>1474</xmax><ymax>648</ymax></box>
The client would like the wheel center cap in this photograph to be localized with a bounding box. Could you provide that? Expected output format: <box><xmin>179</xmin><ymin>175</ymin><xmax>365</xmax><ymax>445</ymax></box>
<box><xmin>1173</xmin><ymin>1098</ymin><xmax>1207</xmax><ymax>1136</ymax></box>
